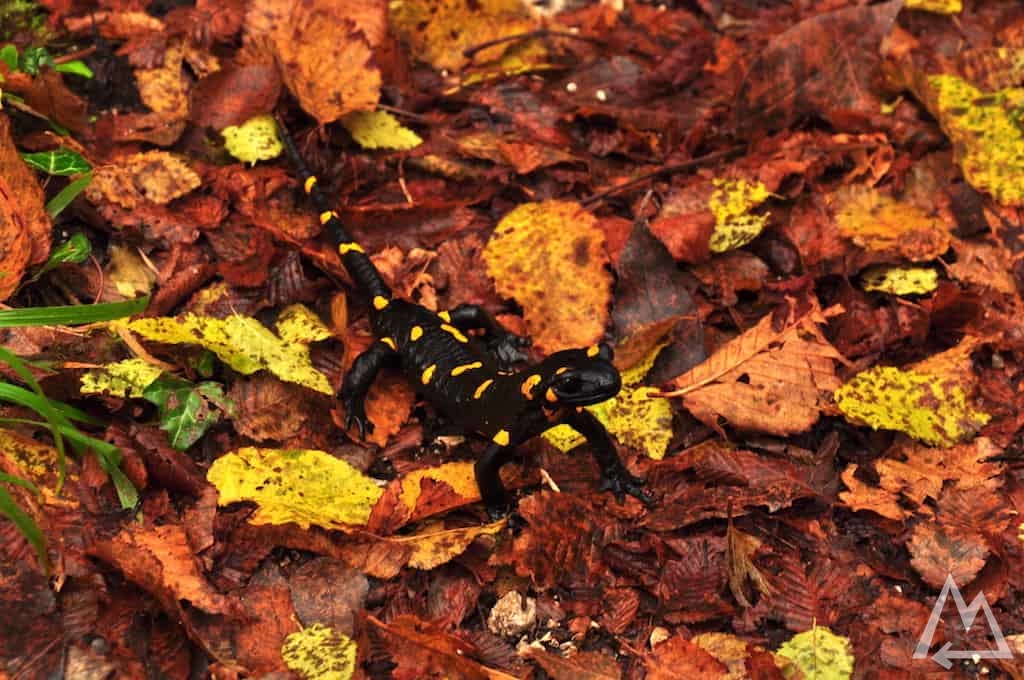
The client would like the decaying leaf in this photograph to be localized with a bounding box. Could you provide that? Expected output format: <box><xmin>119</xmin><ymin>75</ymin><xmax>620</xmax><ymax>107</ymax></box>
<box><xmin>775</xmin><ymin>626</ymin><xmax>854</xmax><ymax>680</ymax></box>
<box><xmin>840</xmin><ymin>437</ymin><xmax>1004</xmax><ymax>526</ymax></box>
<box><xmin>127</xmin><ymin>312</ymin><xmax>333</xmax><ymax>394</ymax></box>
<box><xmin>281</xmin><ymin>623</ymin><xmax>357</xmax><ymax>680</ymax></box>
<box><xmin>484</xmin><ymin>200</ymin><xmax>612</xmax><ymax>353</ymax></box>
<box><xmin>830</xmin><ymin>184</ymin><xmax>952</xmax><ymax>261</ymax></box>
<box><xmin>905</xmin><ymin>73</ymin><xmax>1024</xmax><ymax>206</ymax></box>
<box><xmin>81</xmin><ymin>358</ymin><xmax>164</xmax><ymax>398</ymax></box>
<box><xmin>645</xmin><ymin>635</ymin><xmax>728</xmax><ymax>680</ymax></box>
<box><xmin>657</xmin><ymin>303</ymin><xmax>846</xmax><ymax>436</ymax></box>
<box><xmin>222</xmin><ymin>114</ymin><xmax>284</xmax><ymax>164</ymax></box>
<box><xmin>0</xmin><ymin>116</ymin><xmax>51</xmax><ymax>274</ymax></box>
<box><xmin>207</xmin><ymin>447</ymin><xmax>383</xmax><ymax>528</ymax></box>
<box><xmin>246</xmin><ymin>0</ymin><xmax>383</xmax><ymax>124</ymax></box>
<box><xmin>860</xmin><ymin>265</ymin><xmax>939</xmax><ymax>295</ymax></box>
<box><xmin>707</xmin><ymin>178</ymin><xmax>772</xmax><ymax>253</ymax></box>
<box><xmin>907</xmin><ymin>521</ymin><xmax>989</xmax><ymax>589</ymax></box>
<box><xmin>834</xmin><ymin>337</ymin><xmax>990</xmax><ymax>446</ymax></box>
<box><xmin>86</xmin><ymin>151</ymin><xmax>201</xmax><ymax>210</ymax></box>
<box><xmin>368</xmin><ymin>461</ymin><xmax>481</xmax><ymax>533</ymax></box>
<box><xmin>341</xmin><ymin>110</ymin><xmax>422</xmax><ymax>151</ymax></box>
<box><xmin>389</xmin><ymin>0</ymin><xmax>539</xmax><ymax>72</ymax></box>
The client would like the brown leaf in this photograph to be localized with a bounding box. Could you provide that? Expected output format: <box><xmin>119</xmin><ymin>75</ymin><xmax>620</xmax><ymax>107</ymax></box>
<box><xmin>657</xmin><ymin>301</ymin><xmax>846</xmax><ymax>436</ymax></box>
<box><xmin>0</xmin><ymin>115</ymin><xmax>51</xmax><ymax>270</ymax></box>
<box><xmin>735</xmin><ymin>1</ymin><xmax>903</xmax><ymax>135</ymax></box>
<box><xmin>190</xmin><ymin>62</ymin><xmax>283</xmax><ymax>129</ymax></box>
<box><xmin>88</xmin><ymin>523</ymin><xmax>238</xmax><ymax>617</ymax></box>
<box><xmin>646</xmin><ymin>635</ymin><xmax>727</xmax><ymax>680</ymax></box>
<box><xmin>523</xmin><ymin>647</ymin><xmax>622</xmax><ymax>680</ymax></box>
<box><xmin>907</xmin><ymin>522</ymin><xmax>989</xmax><ymax>589</ymax></box>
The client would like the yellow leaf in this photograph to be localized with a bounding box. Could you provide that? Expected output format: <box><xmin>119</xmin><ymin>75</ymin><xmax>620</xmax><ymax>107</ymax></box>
<box><xmin>207</xmin><ymin>447</ymin><xmax>383</xmax><ymax>528</ymax></box>
<box><xmin>276</xmin><ymin>304</ymin><xmax>335</xmax><ymax>344</ymax></box>
<box><xmin>860</xmin><ymin>265</ymin><xmax>939</xmax><ymax>295</ymax></box>
<box><xmin>905</xmin><ymin>0</ymin><xmax>961</xmax><ymax>14</ymax></box>
<box><xmin>831</xmin><ymin>184</ymin><xmax>951</xmax><ymax>260</ymax></box>
<box><xmin>775</xmin><ymin>626</ymin><xmax>854</xmax><ymax>680</ymax></box>
<box><xmin>341</xmin><ymin>110</ymin><xmax>422</xmax><ymax>150</ymax></box>
<box><xmin>545</xmin><ymin>344</ymin><xmax>673</xmax><ymax>460</ymax></box>
<box><xmin>389</xmin><ymin>0</ymin><xmax>539</xmax><ymax>72</ymax></box>
<box><xmin>81</xmin><ymin>358</ymin><xmax>164</xmax><ymax>398</ymax></box>
<box><xmin>127</xmin><ymin>312</ymin><xmax>333</xmax><ymax>394</ymax></box>
<box><xmin>0</xmin><ymin>428</ymin><xmax>78</xmax><ymax>494</ymax></box>
<box><xmin>708</xmin><ymin>178</ymin><xmax>771</xmax><ymax>253</ymax></box>
<box><xmin>222</xmin><ymin>114</ymin><xmax>283</xmax><ymax>165</ymax></box>
<box><xmin>834</xmin><ymin>339</ymin><xmax>990</xmax><ymax>446</ymax></box>
<box><xmin>281</xmin><ymin>623</ymin><xmax>357</xmax><ymax>680</ymax></box>
<box><xmin>401</xmin><ymin>520</ymin><xmax>505</xmax><ymax>570</ymax></box>
<box><xmin>483</xmin><ymin>200</ymin><xmax>612</xmax><ymax>353</ymax></box>
<box><xmin>917</xmin><ymin>74</ymin><xmax>1024</xmax><ymax>205</ymax></box>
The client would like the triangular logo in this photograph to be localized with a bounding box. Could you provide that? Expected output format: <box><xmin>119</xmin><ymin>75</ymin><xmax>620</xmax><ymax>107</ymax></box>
<box><xmin>914</xmin><ymin>573</ymin><xmax>1013</xmax><ymax>669</ymax></box>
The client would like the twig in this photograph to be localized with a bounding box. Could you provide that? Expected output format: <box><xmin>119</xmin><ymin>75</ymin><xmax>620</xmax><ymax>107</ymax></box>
<box><xmin>581</xmin><ymin>145</ymin><xmax>747</xmax><ymax>207</ymax></box>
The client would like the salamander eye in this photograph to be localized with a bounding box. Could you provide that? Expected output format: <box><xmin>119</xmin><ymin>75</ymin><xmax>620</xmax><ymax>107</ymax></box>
<box><xmin>557</xmin><ymin>375</ymin><xmax>583</xmax><ymax>393</ymax></box>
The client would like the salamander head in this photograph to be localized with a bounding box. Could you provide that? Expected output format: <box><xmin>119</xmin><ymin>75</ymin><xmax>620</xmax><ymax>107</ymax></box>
<box><xmin>533</xmin><ymin>343</ymin><xmax>621</xmax><ymax>406</ymax></box>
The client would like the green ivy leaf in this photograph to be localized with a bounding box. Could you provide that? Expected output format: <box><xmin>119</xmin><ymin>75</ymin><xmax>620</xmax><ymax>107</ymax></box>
<box><xmin>0</xmin><ymin>44</ymin><xmax>18</xmax><ymax>71</ymax></box>
<box><xmin>143</xmin><ymin>378</ymin><xmax>235</xmax><ymax>450</ymax></box>
<box><xmin>19</xmin><ymin>46</ymin><xmax>54</xmax><ymax>76</ymax></box>
<box><xmin>21</xmin><ymin>148</ymin><xmax>92</xmax><ymax>176</ymax></box>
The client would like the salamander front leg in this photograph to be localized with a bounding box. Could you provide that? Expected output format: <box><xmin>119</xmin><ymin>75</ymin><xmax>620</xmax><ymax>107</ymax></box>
<box><xmin>475</xmin><ymin>441</ymin><xmax>519</xmax><ymax>520</ymax></box>
<box><xmin>339</xmin><ymin>340</ymin><xmax>397</xmax><ymax>438</ymax></box>
<box><xmin>447</xmin><ymin>303</ymin><xmax>531</xmax><ymax>369</ymax></box>
<box><xmin>565</xmin><ymin>408</ymin><xmax>650</xmax><ymax>506</ymax></box>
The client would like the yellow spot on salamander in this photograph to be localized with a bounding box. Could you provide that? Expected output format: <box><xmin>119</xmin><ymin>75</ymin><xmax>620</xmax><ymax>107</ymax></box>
<box><xmin>438</xmin><ymin>310</ymin><xmax>451</xmax><ymax>322</ymax></box>
<box><xmin>338</xmin><ymin>242</ymin><xmax>364</xmax><ymax>255</ymax></box>
<box><xmin>492</xmin><ymin>429</ymin><xmax>510</xmax><ymax>446</ymax></box>
<box><xmin>545</xmin><ymin>387</ymin><xmax>558</xmax><ymax>402</ymax></box>
<box><xmin>521</xmin><ymin>374</ymin><xmax>542</xmax><ymax>398</ymax></box>
<box><xmin>410</xmin><ymin>326</ymin><xmax>423</xmax><ymax>341</ymax></box>
<box><xmin>440</xmin><ymin>324</ymin><xmax>468</xmax><ymax>342</ymax></box>
<box><xmin>555</xmin><ymin>367</ymin><xmax>569</xmax><ymax>375</ymax></box>
<box><xmin>451</xmin><ymin>361</ymin><xmax>483</xmax><ymax>376</ymax></box>
<box><xmin>304</xmin><ymin>176</ymin><xmax>317</xmax><ymax>194</ymax></box>
<box><xmin>372</xmin><ymin>296</ymin><xmax>389</xmax><ymax>310</ymax></box>
<box><xmin>381</xmin><ymin>337</ymin><xmax>396</xmax><ymax>350</ymax></box>
<box><xmin>421</xmin><ymin>364</ymin><xmax>436</xmax><ymax>384</ymax></box>
<box><xmin>319</xmin><ymin>210</ymin><xmax>337</xmax><ymax>224</ymax></box>
<box><xmin>473</xmin><ymin>379</ymin><xmax>494</xmax><ymax>399</ymax></box>
<box><xmin>586</xmin><ymin>345</ymin><xmax>600</xmax><ymax>358</ymax></box>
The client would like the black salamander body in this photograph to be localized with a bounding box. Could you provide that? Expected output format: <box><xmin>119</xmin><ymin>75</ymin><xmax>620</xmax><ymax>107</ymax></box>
<box><xmin>279</xmin><ymin>125</ymin><xmax>647</xmax><ymax>518</ymax></box>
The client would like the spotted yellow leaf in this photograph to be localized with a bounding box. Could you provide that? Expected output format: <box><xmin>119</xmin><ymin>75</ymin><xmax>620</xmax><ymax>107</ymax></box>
<box><xmin>281</xmin><ymin>623</ymin><xmax>356</xmax><ymax>680</ymax></box>
<box><xmin>484</xmin><ymin>200</ymin><xmax>612</xmax><ymax>353</ymax></box>
<box><xmin>708</xmin><ymin>178</ymin><xmax>772</xmax><ymax>253</ymax></box>
<box><xmin>81</xmin><ymin>358</ymin><xmax>164</xmax><ymax>398</ymax></box>
<box><xmin>127</xmin><ymin>312</ymin><xmax>332</xmax><ymax>394</ymax></box>
<box><xmin>341</xmin><ymin>110</ymin><xmax>422</xmax><ymax>151</ymax></box>
<box><xmin>835</xmin><ymin>338</ymin><xmax>989</xmax><ymax>446</ymax></box>
<box><xmin>222</xmin><ymin>114</ymin><xmax>283</xmax><ymax>165</ymax></box>
<box><xmin>831</xmin><ymin>184</ymin><xmax>951</xmax><ymax>261</ymax></box>
<box><xmin>208</xmin><ymin>447</ymin><xmax>383</xmax><ymax>528</ymax></box>
<box><xmin>776</xmin><ymin>627</ymin><xmax>854</xmax><ymax>680</ymax></box>
<box><xmin>860</xmin><ymin>265</ymin><xmax>939</xmax><ymax>295</ymax></box>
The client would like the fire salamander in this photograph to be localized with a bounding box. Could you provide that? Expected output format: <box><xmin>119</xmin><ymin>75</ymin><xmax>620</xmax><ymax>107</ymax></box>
<box><xmin>278</xmin><ymin>123</ymin><xmax>648</xmax><ymax>519</ymax></box>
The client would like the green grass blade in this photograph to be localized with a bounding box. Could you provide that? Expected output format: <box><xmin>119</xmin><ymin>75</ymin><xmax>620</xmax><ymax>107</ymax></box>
<box><xmin>45</xmin><ymin>173</ymin><xmax>92</xmax><ymax>218</ymax></box>
<box><xmin>0</xmin><ymin>296</ymin><xmax>149</xmax><ymax>327</ymax></box>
